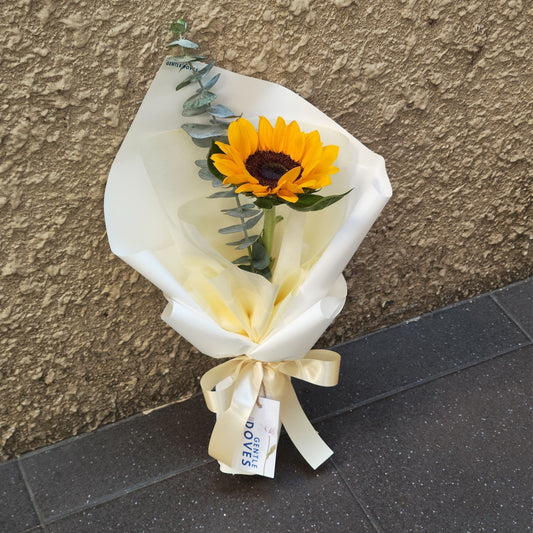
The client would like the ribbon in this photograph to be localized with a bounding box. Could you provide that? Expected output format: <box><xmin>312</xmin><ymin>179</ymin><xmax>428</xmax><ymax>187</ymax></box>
<box><xmin>200</xmin><ymin>349</ymin><xmax>340</xmax><ymax>471</ymax></box>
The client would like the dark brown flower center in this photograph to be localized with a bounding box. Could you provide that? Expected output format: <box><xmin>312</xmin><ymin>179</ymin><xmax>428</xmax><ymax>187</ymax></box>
<box><xmin>245</xmin><ymin>151</ymin><xmax>301</xmax><ymax>187</ymax></box>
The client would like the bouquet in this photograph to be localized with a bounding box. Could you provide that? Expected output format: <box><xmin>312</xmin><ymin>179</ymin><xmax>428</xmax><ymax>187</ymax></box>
<box><xmin>104</xmin><ymin>20</ymin><xmax>392</xmax><ymax>477</ymax></box>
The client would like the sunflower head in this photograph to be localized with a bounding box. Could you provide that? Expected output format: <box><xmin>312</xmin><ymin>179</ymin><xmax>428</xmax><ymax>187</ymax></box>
<box><xmin>210</xmin><ymin>117</ymin><xmax>339</xmax><ymax>203</ymax></box>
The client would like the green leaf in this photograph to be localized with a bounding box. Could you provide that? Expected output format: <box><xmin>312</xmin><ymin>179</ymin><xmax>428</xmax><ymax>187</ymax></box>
<box><xmin>171</xmin><ymin>19</ymin><xmax>187</xmax><ymax>34</ymax></box>
<box><xmin>253</xmin><ymin>196</ymin><xmax>286</xmax><ymax>209</ymax></box>
<box><xmin>209</xmin><ymin>190</ymin><xmax>236</xmax><ymax>198</ymax></box>
<box><xmin>255</xmin><ymin>266</ymin><xmax>272</xmax><ymax>281</ymax></box>
<box><xmin>198</xmin><ymin>168</ymin><xmax>216</xmax><ymax>181</ymax></box>
<box><xmin>199</xmin><ymin>167</ymin><xmax>224</xmax><ymax>186</ymax></box>
<box><xmin>227</xmin><ymin>235</ymin><xmax>260</xmax><ymax>248</ymax></box>
<box><xmin>172</xmin><ymin>54</ymin><xmax>206</xmax><ymax>63</ymax></box>
<box><xmin>202</xmin><ymin>73</ymin><xmax>220</xmax><ymax>90</ymax></box>
<box><xmin>175</xmin><ymin>77</ymin><xmax>193</xmax><ymax>91</ymax></box>
<box><xmin>175</xmin><ymin>61</ymin><xmax>215</xmax><ymax>90</ymax></box>
<box><xmin>182</xmin><ymin>105</ymin><xmax>210</xmax><ymax>117</ymax></box>
<box><xmin>207</xmin><ymin>140</ymin><xmax>226</xmax><ymax>181</ymax></box>
<box><xmin>191</xmin><ymin>137</ymin><xmax>213</xmax><ymax>148</ymax></box>
<box><xmin>243</xmin><ymin>211</ymin><xmax>264</xmax><ymax>230</ymax></box>
<box><xmin>182</xmin><ymin>123</ymin><xmax>228</xmax><ymax>139</ymax></box>
<box><xmin>219</xmin><ymin>212</ymin><xmax>262</xmax><ymax>234</ymax></box>
<box><xmin>251</xmin><ymin>242</ymin><xmax>270</xmax><ymax>270</ymax></box>
<box><xmin>183</xmin><ymin>90</ymin><xmax>216</xmax><ymax>110</ymax></box>
<box><xmin>290</xmin><ymin>189</ymin><xmax>353</xmax><ymax>212</ymax></box>
<box><xmin>172</xmin><ymin>54</ymin><xmax>205</xmax><ymax>63</ymax></box>
<box><xmin>168</xmin><ymin>38</ymin><xmax>198</xmax><ymax>49</ymax></box>
<box><xmin>219</xmin><ymin>223</ymin><xmax>247</xmax><ymax>234</ymax></box>
<box><xmin>232</xmin><ymin>256</ymin><xmax>252</xmax><ymax>265</ymax></box>
<box><xmin>275</xmin><ymin>215</ymin><xmax>284</xmax><ymax>224</ymax></box>
<box><xmin>208</xmin><ymin>105</ymin><xmax>239</xmax><ymax>118</ymax></box>
<box><xmin>221</xmin><ymin>206</ymin><xmax>259</xmax><ymax>218</ymax></box>
<box><xmin>194</xmin><ymin>61</ymin><xmax>215</xmax><ymax>78</ymax></box>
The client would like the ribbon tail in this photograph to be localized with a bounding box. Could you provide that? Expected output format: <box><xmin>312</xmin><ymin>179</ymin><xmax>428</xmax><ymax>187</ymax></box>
<box><xmin>207</xmin><ymin>362</ymin><xmax>263</xmax><ymax>468</ymax></box>
<box><xmin>278</xmin><ymin>379</ymin><xmax>333</xmax><ymax>470</ymax></box>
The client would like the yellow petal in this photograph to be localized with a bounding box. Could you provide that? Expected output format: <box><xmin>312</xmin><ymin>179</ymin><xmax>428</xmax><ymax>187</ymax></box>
<box><xmin>211</xmin><ymin>157</ymin><xmax>244</xmax><ymax>178</ymax></box>
<box><xmin>300</xmin><ymin>131</ymin><xmax>322</xmax><ymax>172</ymax></box>
<box><xmin>276</xmin><ymin>189</ymin><xmax>299</xmax><ymax>202</ymax></box>
<box><xmin>228</xmin><ymin>118</ymin><xmax>258</xmax><ymax>159</ymax></box>
<box><xmin>272</xmin><ymin>117</ymin><xmax>288</xmax><ymax>153</ymax></box>
<box><xmin>236</xmin><ymin>183</ymin><xmax>269</xmax><ymax>195</ymax></box>
<box><xmin>281</xmin><ymin>121</ymin><xmax>302</xmax><ymax>156</ymax></box>
<box><xmin>258</xmin><ymin>116</ymin><xmax>274</xmax><ymax>151</ymax></box>
<box><xmin>277</xmin><ymin>166</ymin><xmax>301</xmax><ymax>185</ymax></box>
<box><xmin>223</xmin><ymin>172</ymin><xmax>258</xmax><ymax>186</ymax></box>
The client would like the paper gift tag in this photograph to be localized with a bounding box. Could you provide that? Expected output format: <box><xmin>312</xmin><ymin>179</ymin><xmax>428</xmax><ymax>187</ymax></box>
<box><xmin>215</xmin><ymin>378</ymin><xmax>280</xmax><ymax>477</ymax></box>
<box><xmin>232</xmin><ymin>397</ymin><xmax>280</xmax><ymax>478</ymax></box>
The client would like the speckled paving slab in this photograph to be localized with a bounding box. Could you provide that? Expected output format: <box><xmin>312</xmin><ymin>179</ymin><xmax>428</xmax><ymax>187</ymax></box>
<box><xmin>318</xmin><ymin>346</ymin><xmax>532</xmax><ymax>532</ymax></box>
<box><xmin>18</xmin><ymin>395</ymin><xmax>215</xmax><ymax>522</ymax></box>
<box><xmin>45</xmin><ymin>436</ymin><xmax>376</xmax><ymax>533</ymax></box>
<box><xmin>295</xmin><ymin>289</ymin><xmax>531</xmax><ymax>421</ymax></box>
<box><xmin>0</xmin><ymin>461</ymin><xmax>39</xmax><ymax>532</ymax></box>
<box><xmin>3</xmin><ymin>280</ymin><xmax>531</xmax><ymax>532</ymax></box>
<box><xmin>492</xmin><ymin>277</ymin><xmax>533</xmax><ymax>339</ymax></box>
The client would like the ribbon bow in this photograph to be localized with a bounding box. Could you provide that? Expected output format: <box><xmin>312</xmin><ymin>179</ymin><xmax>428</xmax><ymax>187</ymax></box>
<box><xmin>200</xmin><ymin>349</ymin><xmax>341</xmax><ymax>471</ymax></box>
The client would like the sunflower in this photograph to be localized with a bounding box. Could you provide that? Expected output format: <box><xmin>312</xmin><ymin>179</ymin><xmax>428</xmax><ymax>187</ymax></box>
<box><xmin>211</xmin><ymin>117</ymin><xmax>339</xmax><ymax>203</ymax></box>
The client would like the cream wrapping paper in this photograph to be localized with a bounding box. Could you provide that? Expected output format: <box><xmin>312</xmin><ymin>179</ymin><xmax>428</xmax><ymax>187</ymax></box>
<box><xmin>104</xmin><ymin>58</ymin><xmax>392</xmax><ymax>474</ymax></box>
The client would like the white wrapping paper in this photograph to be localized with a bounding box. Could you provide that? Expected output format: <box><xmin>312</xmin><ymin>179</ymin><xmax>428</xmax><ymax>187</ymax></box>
<box><xmin>104</xmin><ymin>58</ymin><xmax>392</xmax><ymax>473</ymax></box>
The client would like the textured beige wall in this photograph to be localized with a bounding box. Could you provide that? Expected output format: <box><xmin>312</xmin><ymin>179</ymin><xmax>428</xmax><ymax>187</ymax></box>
<box><xmin>1</xmin><ymin>0</ymin><xmax>531</xmax><ymax>459</ymax></box>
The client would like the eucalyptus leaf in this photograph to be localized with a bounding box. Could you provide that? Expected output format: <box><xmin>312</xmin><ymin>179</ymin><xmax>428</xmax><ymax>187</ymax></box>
<box><xmin>226</xmin><ymin>235</ymin><xmax>260</xmax><ymax>248</ymax></box>
<box><xmin>222</xmin><ymin>203</ymin><xmax>255</xmax><ymax>211</ymax></box>
<box><xmin>209</xmin><ymin>190</ymin><xmax>236</xmax><ymax>198</ymax></box>
<box><xmin>257</xmin><ymin>266</ymin><xmax>272</xmax><ymax>281</ymax></box>
<box><xmin>208</xmin><ymin>105</ymin><xmax>239</xmax><ymax>118</ymax></box>
<box><xmin>183</xmin><ymin>90</ymin><xmax>217</xmax><ymax>110</ymax></box>
<box><xmin>182</xmin><ymin>106</ymin><xmax>210</xmax><ymax>117</ymax></box>
<box><xmin>195</xmin><ymin>159</ymin><xmax>208</xmax><ymax>168</ymax></box>
<box><xmin>168</xmin><ymin>38</ymin><xmax>198</xmax><ymax>49</ymax></box>
<box><xmin>175</xmin><ymin>77</ymin><xmax>193</xmax><ymax>91</ymax></box>
<box><xmin>182</xmin><ymin>123</ymin><xmax>228</xmax><ymax>139</ymax></box>
<box><xmin>219</xmin><ymin>223</ymin><xmax>247</xmax><ymax>234</ymax></box>
<box><xmin>172</xmin><ymin>54</ymin><xmax>206</xmax><ymax>63</ymax></box>
<box><xmin>198</xmin><ymin>168</ymin><xmax>215</xmax><ymax>180</ymax></box>
<box><xmin>290</xmin><ymin>189</ymin><xmax>353</xmax><ymax>212</ymax></box>
<box><xmin>242</xmin><ymin>211</ymin><xmax>264</xmax><ymax>230</ymax></box>
<box><xmin>176</xmin><ymin>62</ymin><xmax>215</xmax><ymax>90</ymax></box>
<box><xmin>198</xmin><ymin>167</ymin><xmax>223</xmax><ymax>185</ymax></box>
<box><xmin>221</xmin><ymin>206</ymin><xmax>259</xmax><ymax>218</ymax></box>
<box><xmin>191</xmin><ymin>136</ymin><xmax>214</xmax><ymax>148</ymax></box>
<box><xmin>194</xmin><ymin>61</ymin><xmax>215</xmax><ymax>79</ymax></box>
<box><xmin>202</xmin><ymin>73</ymin><xmax>220</xmax><ymax>90</ymax></box>
<box><xmin>170</xmin><ymin>19</ymin><xmax>187</xmax><ymax>34</ymax></box>
<box><xmin>232</xmin><ymin>256</ymin><xmax>252</xmax><ymax>265</ymax></box>
<box><xmin>251</xmin><ymin>242</ymin><xmax>270</xmax><ymax>270</ymax></box>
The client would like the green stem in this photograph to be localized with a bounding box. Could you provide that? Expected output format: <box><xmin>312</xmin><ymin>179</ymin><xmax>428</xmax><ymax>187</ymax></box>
<box><xmin>262</xmin><ymin>207</ymin><xmax>276</xmax><ymax>260</ymax></box>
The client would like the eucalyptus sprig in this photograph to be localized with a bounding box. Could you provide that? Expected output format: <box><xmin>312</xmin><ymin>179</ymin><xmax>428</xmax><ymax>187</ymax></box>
<box><xmin>170</xmin><ymin>19</ymin><xmax>272</xmax><ymax>279</ymax></box>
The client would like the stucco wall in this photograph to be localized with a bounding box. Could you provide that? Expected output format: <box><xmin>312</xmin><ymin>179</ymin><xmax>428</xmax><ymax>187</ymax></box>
<box><xmin>1</xmin><ymin>0</ymin><xmax>531</xmax><ymax>459</ymax></box>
